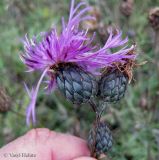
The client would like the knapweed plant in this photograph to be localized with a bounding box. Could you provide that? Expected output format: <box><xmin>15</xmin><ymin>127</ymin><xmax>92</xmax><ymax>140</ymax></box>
<box><xmin>21</xmin><ymin>0</ymin><xmax>136</xmax><ymax>158</ymax></box>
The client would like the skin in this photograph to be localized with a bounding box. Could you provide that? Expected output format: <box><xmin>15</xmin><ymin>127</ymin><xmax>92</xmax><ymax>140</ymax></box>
<box><xmin>0</xmin><ymin>128</ymin><xmax>96</xmax><ymax>160</ymax></box>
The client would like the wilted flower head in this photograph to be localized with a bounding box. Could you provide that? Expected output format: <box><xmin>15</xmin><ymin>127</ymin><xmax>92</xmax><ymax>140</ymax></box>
<box><xmin>21</xmin><ymin>0</ymin><xmax>136</xmax><ymax>125</ymax></box>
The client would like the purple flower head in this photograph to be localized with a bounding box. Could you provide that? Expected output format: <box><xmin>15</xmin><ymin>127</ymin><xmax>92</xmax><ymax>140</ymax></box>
<box><xmin>21</xmin><ymin>0</ymin><xmax>136</xmax><ymax>125</ymax></box>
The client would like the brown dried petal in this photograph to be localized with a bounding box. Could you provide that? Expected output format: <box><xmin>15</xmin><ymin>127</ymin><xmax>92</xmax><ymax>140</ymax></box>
<box><xmin>148</xmin><ymin>7</ymin><xmax>159</xmax><ymax>30</ymax></box>
<box><xmin>120</xmin><ymin>0</ymin><xmax>134</xmax><ymax>17</ymax></box>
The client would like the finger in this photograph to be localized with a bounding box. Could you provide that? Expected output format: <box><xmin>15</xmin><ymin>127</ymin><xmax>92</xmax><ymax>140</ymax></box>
<box><xmin>0</xmin><ymin>128</ymin><xmax>52</xmax><ymax>160</ymax></box>
<box><xmin>0</xmin><ymin>128</ymin><xmax>91</xmax><ymax>160</ymax></box>
<box><xmin>38</xmin><ymin>129</ymin><xmax>90</xmax><ymax>160</ymax></box>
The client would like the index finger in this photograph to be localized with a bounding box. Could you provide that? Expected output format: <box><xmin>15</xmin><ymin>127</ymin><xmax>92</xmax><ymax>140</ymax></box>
<box><xmin>0</xmin><ymin>128</ymin><xmax>93</xmax><ymax>160</ymax></box>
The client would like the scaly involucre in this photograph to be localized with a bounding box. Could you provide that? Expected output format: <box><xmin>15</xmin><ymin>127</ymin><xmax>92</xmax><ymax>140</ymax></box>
<box><xmin>21</xmin><ymin>0</ymin><xmax>136</xmax><ymax>125</ymax></box>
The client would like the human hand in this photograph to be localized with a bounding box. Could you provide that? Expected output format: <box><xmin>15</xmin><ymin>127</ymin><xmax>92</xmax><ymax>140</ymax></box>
<box><xmin>0</xmin><ymin>128</ymin><xmax>96</xmax><ymax>160</ymax></box>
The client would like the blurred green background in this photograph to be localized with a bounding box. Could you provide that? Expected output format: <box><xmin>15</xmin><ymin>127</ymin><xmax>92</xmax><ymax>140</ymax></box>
<box><xmin>0</xmin><ymin>0</ymin><xmax>159</xmax><ymax>159</ymax></box>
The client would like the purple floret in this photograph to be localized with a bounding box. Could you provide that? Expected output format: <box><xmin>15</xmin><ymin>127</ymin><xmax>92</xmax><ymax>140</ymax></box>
<box><xmin>21</xmin><ymin>0</ymin><xmax>136</xmax><ymax>125</ymax></box>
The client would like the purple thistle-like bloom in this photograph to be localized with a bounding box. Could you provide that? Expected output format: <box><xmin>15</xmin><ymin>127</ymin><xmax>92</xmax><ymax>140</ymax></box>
<box><xmin>21</xmin><ymin>0</ymin><xmax>135</xmax><ymax>125</ymax></box>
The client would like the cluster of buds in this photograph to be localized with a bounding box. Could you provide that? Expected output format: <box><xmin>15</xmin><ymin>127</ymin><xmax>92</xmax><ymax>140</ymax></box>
<box><xmin>20</xmin><ymin>0</ymin><xmax>137</xmax><ymax>158</ymax></box>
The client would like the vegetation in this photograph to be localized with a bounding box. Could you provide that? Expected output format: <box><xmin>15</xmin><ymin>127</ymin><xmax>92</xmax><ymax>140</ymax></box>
<box><xmin>0</xmin><ymin>0</ymin><xmax>159</xmax><ymax>159</ymax></box>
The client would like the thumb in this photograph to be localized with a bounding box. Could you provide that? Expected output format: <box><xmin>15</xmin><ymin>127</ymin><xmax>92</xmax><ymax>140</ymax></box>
<box><xmin>0</xmin><ymin>128</ymin><xmax>93</xmax><ymax>160</ymax></box>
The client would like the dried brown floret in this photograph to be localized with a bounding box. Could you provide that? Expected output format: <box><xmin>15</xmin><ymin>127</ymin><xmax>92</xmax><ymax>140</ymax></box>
<box><xmin>148</xmin><ymin>7</ymin><xmax>159</xmax><ymax>30</ymax></box>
